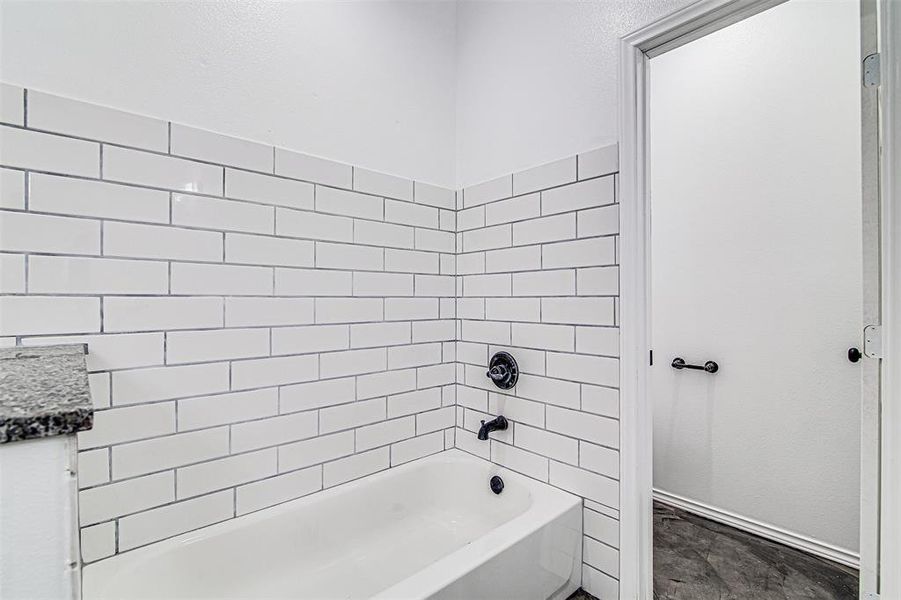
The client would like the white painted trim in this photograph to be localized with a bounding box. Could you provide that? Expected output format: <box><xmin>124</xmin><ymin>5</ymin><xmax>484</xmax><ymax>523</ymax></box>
<box><xmin>653</xmin><ymin>489</ymin><xmax>860</xmax><ymax>569</ymax></box>
<box><xmin>879</xmin><ymin>0</ymin><xmax>901</xmax><ymax>596</ymax></box>
<box><xmin>618</xmin><ymin>1</ymin><xmax>884</xmax><ymax>597</ymax></box>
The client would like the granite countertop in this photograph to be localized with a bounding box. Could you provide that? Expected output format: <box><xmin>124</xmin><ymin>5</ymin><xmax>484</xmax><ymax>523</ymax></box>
<box><xmin>0</xmin><ymin>344</ymin><xmax>94</xmax><ymax>444</ymax></box>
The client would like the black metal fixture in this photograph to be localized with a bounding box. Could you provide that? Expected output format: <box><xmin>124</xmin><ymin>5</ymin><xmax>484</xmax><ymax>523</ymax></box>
<box><xmin>486</xmin><ymin>351</ymin><xmax>518</xmax><ymax>389</ymax></box>
<box><xmin>671</xmin><ymin>357</ymin><xmax>719</xmax><ymax>373</ymax></box>
<box><xmin>848</xmin><ymin>347</ymin><xmax>862</xmax><ymax>363</ymax></box>
<box><xmin>490</xmin><ymin>475</ymin><xmax>504</xmax><ymax>495</ymax></box>
<box><xmin>478</xmin><ymin>416</ymin><xmax>508</xmax><ymax>440</ymax></box>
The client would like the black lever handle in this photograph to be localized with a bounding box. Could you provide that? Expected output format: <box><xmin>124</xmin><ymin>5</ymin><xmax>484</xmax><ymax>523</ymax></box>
<box><xmin>671</xmin><ymin>357</ymin><xmax>719</xmax><ymax>373</ymax></box>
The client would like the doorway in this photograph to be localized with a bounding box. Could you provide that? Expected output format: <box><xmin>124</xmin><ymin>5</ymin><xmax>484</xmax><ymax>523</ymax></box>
<box><xmin>617</xmin><ymin>0</ymin><xmax>884</xmax><ymax>598</ymax></box>
<box><xmin>648</xmin><ymin>1</ymin><xmax>862</xmax><ymax>597</ymax></box>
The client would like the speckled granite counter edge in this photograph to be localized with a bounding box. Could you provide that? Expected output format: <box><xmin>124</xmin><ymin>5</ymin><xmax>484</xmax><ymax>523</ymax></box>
<box><xmin>0</xmin><ymin>344</ymin><xmax>94</xmax><ymax>443</ymax></box>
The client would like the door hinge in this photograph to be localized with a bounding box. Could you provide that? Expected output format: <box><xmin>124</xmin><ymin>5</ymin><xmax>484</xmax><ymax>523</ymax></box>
<box><xmin>863</xmin><ymin>53</ymin><xmax>881</xmax><ymax>87</ymax></box>
<box><xmin>864</xmin><ymin>325</ymin><xmax>883</xmax><ymax>359</ymax></box>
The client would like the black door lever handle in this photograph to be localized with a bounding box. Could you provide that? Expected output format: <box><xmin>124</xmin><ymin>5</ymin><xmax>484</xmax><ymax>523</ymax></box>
<box><xmin>671</xmin><ymin>357</ymin><xmax>719</xmax><ymax>373</ymax></box>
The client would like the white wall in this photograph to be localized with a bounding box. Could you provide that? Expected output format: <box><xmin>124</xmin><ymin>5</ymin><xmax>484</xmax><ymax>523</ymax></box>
<box><xmin>0</xmin><ymin>1</ymin><xmax>457</xmax><ymax>187</ymax></box>
<box><xmin>649</xmin><ymin>0</ymin><xmax>861</xmax><ymax>554</ymax></box>
<box><xmin>454</xmin><ymin>0</ymin><xmax>693</xmax><ymax>188</ymax></box>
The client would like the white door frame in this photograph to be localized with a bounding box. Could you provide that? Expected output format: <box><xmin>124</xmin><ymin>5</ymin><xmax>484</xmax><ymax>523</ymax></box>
<box><xmin>617</xmin><ymin>0</ymin><xmax>899</xmax><ymax>597</ymax></box>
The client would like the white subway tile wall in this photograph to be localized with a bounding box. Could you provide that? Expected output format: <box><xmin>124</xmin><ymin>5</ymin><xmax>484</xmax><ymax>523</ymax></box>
<box><xmin>456</xmin><ymin>146</ymin><xmax>620</xmax><ymax>596</ymax></box>
<box><xmin>0</xmin><ymin>84</ymin><xmax>620</xmax><ymax>598</ymax></box>
<box><xmin>0</xmin><ymin>85</ymin><xmax>456</xmax><ymax>565</ymax></box>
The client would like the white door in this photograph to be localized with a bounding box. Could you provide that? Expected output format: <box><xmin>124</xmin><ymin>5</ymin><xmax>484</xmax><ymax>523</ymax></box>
<box><xmin>649</xmin><ymin>0</ymin><xmax>862</xmax><ymax>558</ymax></box>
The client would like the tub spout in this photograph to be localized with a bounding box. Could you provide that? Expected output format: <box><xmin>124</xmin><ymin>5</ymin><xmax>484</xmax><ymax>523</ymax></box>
<box><xmin>478</xmin><ymin>416</ymin><xmax>508</xmax><ymax>440</ymax></box>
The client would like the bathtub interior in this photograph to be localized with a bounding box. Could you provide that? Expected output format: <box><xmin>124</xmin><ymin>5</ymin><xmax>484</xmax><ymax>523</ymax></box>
<box><xmin>83</xmin><ymin>450</ymin><xmax>580</xmax><ymax>600</ymax></box>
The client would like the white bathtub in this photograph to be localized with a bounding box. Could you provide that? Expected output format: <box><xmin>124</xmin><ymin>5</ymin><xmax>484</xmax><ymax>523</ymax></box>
<box><xmin>82</xmin><ymin>449</ymin><xmax>582</xmax><ymax>600</ymax></box>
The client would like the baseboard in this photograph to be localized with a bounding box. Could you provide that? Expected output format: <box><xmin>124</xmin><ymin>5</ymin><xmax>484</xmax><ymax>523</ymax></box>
<box><xmin>653</xmin><ymin>488</ymin><xmax>860</xmax><ymax>569</ymax></box>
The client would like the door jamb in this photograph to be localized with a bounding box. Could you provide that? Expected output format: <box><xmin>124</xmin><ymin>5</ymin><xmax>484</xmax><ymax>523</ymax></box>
<box><xmin>617</xmin><ymin>0</ymin><xmax>895</xmax><ymax>597</ymax></box>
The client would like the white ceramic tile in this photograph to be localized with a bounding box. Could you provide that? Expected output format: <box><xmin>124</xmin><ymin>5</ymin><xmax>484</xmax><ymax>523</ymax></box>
<box><xmin>112</xmin><ymin>363</ymin><xmax>229</xmax><ymax>406</ymax></box>
<box><xmin>354</xmin><ymin>219</ymin><xmax>414</xmax><ymax>249</ymax></box>
<box><xmin>463</xmin><ymin>274</ymin><xmax>511</xmax><ymax>297</ymax></box>
<box><xmin>356</xmin><ymin>368</ymin><xmax>417</xmax><ymax>400</ymax></box>
<box><xmin>80</xmin><ymin>523</ymin><xmax>116</xmax><ymax>563</ymax></box>
<box><xmin>353</xmin><ymin>272</ymin><xmax>414</xmax><ymax>297</ymax></box>
<box><xmin>314</xmin><ymin>297</ymin><xmax>382</xmax><ymax>324</ymax></box>
<box><xmin>541</xmin><ymin>176</ymin><xmax>614</xmax><ymax>216</ymax></box>
<box><xmin>485</xmin><ymin>298</ymin><xmax>540</xmax><ymax>322</ymax></box>
<box><xmin>456</xmin><ymin>253</ymin><xmax>485</xmax><ymax>275</ymax></box>
<box><xmin>578</xmin><ymin>144</ymin><xmax>619</xmax><ymax>180</ymax></box>
<box><xmin>387</xmin><ymin>343</ymin><xmax>442</xmax><ymax>370</ymax></box>
<box><xmin>550</xmin><ymin>460</ymin><xmax>618</xmax><ymax>509</ymax></box>
<box><xmin>173</xmin><ymin>193</ymin><xmax>274</xmax><ymax>234</ymax></box>
<box><xmin>463</xmin><ymin>175</ymin><xmax>512</xmax><ymax>207</ymax></box>
<box><xmin>484</xmin><ymin>246</ymin><xmax>541</xmax><ymax>273</ymax></box>
<box><xmin>576</xmin><ymin>326</ymin><xmax>619</xmax><ymax>356</ymax></box>
<box><xmin>224</xmin><ymin>233</ymin><xmax>314</xmax><ymax>267</ymax></box>
<box><xmin>412</xmin><ymin>320</ymin><xmax>455</xmax><ymax>343</ymax></box>
<box><xmin>29</xmin><ymin>91</ymin><xmax>168</xmax><ymax>151</ymax></box>
<box><xmin>316</xmin><ymin>242</ymin><xmax>383</xmax><ymax>271</ymax></box>
<box><xmin>178</xmin><ymin>389</ymin><xmax>278</xmax><ymax>431</ymax></box>
<box><xmin>236</xmin><ymin>465</ymin><xmax>322</xmax><ymax>515</ymax></box>
<box><xmin>77</xmin><ymin>448</ymin><xmax>110</xmax><ymax>489</ymax></box>
<box><xmin>88</xmin><ymin>373</ymin><xmax>111</xmax><ymax>409</ymax></box>
<box><xmin>112</xmin><ymin>428</ymin><xmax>229</xmax><ymax>480</ymax></box>
<box><xmin>387</xmin><ymin>388</ymin><xmax>442</xmax><ymax>419</ymax></box>
<box><xmin>170</xmin><ymin>263</ymin><xmax>272</xmax><ymax>296</ymax></box>
<box><xmin>274</xmin><ymin>149</ymin><xmax>352</xmax><ymax>188</ymax></box>
<box><xmin>460</xmin><ymin>320</ymin><xmax>510</xmax><ymax>345</ymax></box>
<box><xmin>584</xmin><ymin>536</ymin><xmax>619</xmax><ymax>578</ymax></box>
<box><xmin>578</xmin><ymin>204</ymin><xmax>619</xmax><ymax>237</ymax></box>
<box><xmin>512</xmin><ymin>269</ymin><xmax>576</xmax><ymax>296</ymax></box>
<box><xmin>103</xmin><ymin>297</ymin><xmax>223</xmax><ymax>332</ymax></box>
<box><xmin>231</xmin><ymin>354</ymin><xmax>319</xmax><ymax>390</ymax></box>
<box><xmin>414</xmin><ymin>228</ymin><xmax>455</xmax><ymax>253</ymax></box>
<box><xmin>28</xmin><ymin>256</ymin><xmax>168</xmax><ymax>294</ymax></box>
<box><xmin>463</xmin><ymin>224</ymin><xmax>512</xmax><ymax>252</ymax></box>
<box><xmin>546</xmin><ymin>405</ymin><xmax>618</xmax><ymax>449</ymax></box>
<box><xmin>415</xmin><ymin>363</ymin><xmax>455</xmax><ymax>388</ymax></box>
<box><xmin>577</xmin><ymin>266</ymin><xmax>619</xmax><ymax>296</ymax></box>
<box><xmin>580</xmin><ymin>441</ymin><xmax>619</xmax><ymax>479</ymax></box>
<box><xmin>279</xmin><ymin>377</ymin><xmax>356</xmax><ymax>414</ymax></box>
<box><xmin>0</xmin><ymin>211</ymin><xmax>100</xmax><ymax>255</ymax></box>
<box><xmin>104</xmin><ymin>145</ymin><xmax>222</xmax><ymax>195</ymax></box>
<box><xmin>225</xmin><ymin>297</ymin><xmax>314</xmax><ymax>327</ymax></box>
<box><xmin>0</xmin><ymin>83</ymin><xmax>24</xmax><ymax>125</ymax></box>
<box><xmin>546</xmin><ymin>351</ymin><xmax>619</xmax><ymax>387</ymax></box>
<box><xmin>316</xmin><ymin>186</ymin><xmax>383</xmax><ymax>220</ymax></box>
<box><xmin>413</xmin><ymin>182</ymin><xmax>455</xmax><ymax>209</ymax></box>
<box><xmin>177</xmin><ymin>449</ymin><xmax>276</xmax><ymax>499</ymax></box>
<box><xmin>170</xmin><ymin>124</ymin><xmax>272</xmax><ymax>172</ymax></box>
<box><xmin>513</xmin><ymin>157</ymin><xmax>576</xmax><ymax>196</ymax></box>
<box><xmin>29</xmin><ymin>172</ymin><xmax>169</xmax><ymax>223</ymax></box>
<box><xmin>581</xmin><ymin>384</ymin><xmax>619</xmax><ymax>419</ymax></box>
<box><xmin>275</xmin><ymin>267</ymin><xmax>353</xmax><ymax>296</ymax></box>
<box><xmin>415</xmin><ymin>405</ymin><xmax>454</xmax><ymax>433</ymax></box>
<box><xmin>354</xmin><ymin>168</ymin><xmax>413</xmax><ymax>201</ymax></box>
<box><xmin>487</xmin><ymin>394</ymin><xmax>544</xmax><ymax>427</ymax></box>
<box><xmin>78</xmin><ymin>402</ymin><xmax>175</xmax><ymax>449</ymax></box>
<box><xmin>513</xmin><ymin>213</ymin><xmax>576</xmax><ymax>246</ymax></box>
<box><xmin>22</xmin><ymin>332</ymin><xmax>164</xmax><ymax>371</ymax></box>
<box><xmin>0</xmin><ymin>253</ymin><xmax>25</xmax><ymax>293</ymax></box>
<box><xmin>0</xmin><ymin>124</ymin><xmax>99</xmax><ymax>176</ymax></box>
<box><xmin>319</xmin><ymin>347</ymin><xmax>386</xmax><ymax>378</ymax></box>
<box><xmin>225</xmin><ymin>168</ymin><xmax>314</xmax><ymax>210</ymax></box>
<box><xmin>271</xmin><ymin>324</ymin><xmax>348</xmax><ymax>355</ymax></box>
<box><xmin>350</xmin><ymin>322</ymin><xmax>410</xmax><ymax>348</ymax></box>
<box><xmin>584</xmin><ymin>506</ymin><xmax>619</xmax><ymax>548</ymax></box>
<box><xmin>0</xmin><ymin>296</ymin><xmax>100</xmax><ymax>335</ymax></box>
<box><xmin>515</xmin><ymin>424</ymin><xmax>578</xmax><ymax>464</ymax></box>
<box><xmin>166</xmin><ymin>328</ymin><xmax>270</xmax><ymax>364</ymax></box>
<box><xmin>542</xmin><ymin>297</ymin><xmax>615</xmax><ymax>326</ymax></box>
<box><xmin>0</xmin><ymin>167</ymin><xmax>26</xmax><ymax>209</ymax></box>
<box><xmin>515</xmin><ymin>374</ymin><xmax>580</xmax><ymax>410</ymax></box>
<box><xmin>278</xmin><ymin>431</ymin><xmax>355</xmax><ymax>472</ymax></box>
<box><xmin>542</xmin><ymin>237</ymin><xmax>616</xmax><ymax>269</ymax></box>
<box><xmin>118</xmin><ymin>490</ymin><xmax>233</xmax><ymax>551</ymax></box>
<box><xmin>356</xmin><ymin>416</ymin><xmax>414</xmax><ymax>451</ymax></box>
<box><xmin>276</xmin><ymin>207</ymin><xmax>354</xmax><ymax>242</ymax></box>
<box><xmin>103</xmin><ymin>221</ymin><xmax>222</xmax><ymax>262</ymax></box>
<box><xmin>384</xmin><ymin>249</ymin><xmax>439</xmax><ymax>274</ymax></box>
<box><xmin>231</xmin><ymin>412</ymin><xmax>318</xmax><ymax>453</ymax></box>
<box><xmin>391</xmin><ymin>431</ymin><xmax>443</xmax><ymax>465</ymax></box>
<box><xmin>322</xmin><ymin>447</ymin><xmax>389</xmax><ymax>487</ymax></box>
<box><xmin>80</xmin><ymin>471</ymin><xmax>174</xmax><ymax>525</ymax></box>
<box><xmin>384</xmin><ymin>199</ymin><xmax>438</xmax><ymax>228</ymax></box>
<box><xmin>491</xmin><ymin>442</ymin><xmax>549</xmax><ymax>481</ymax></box>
